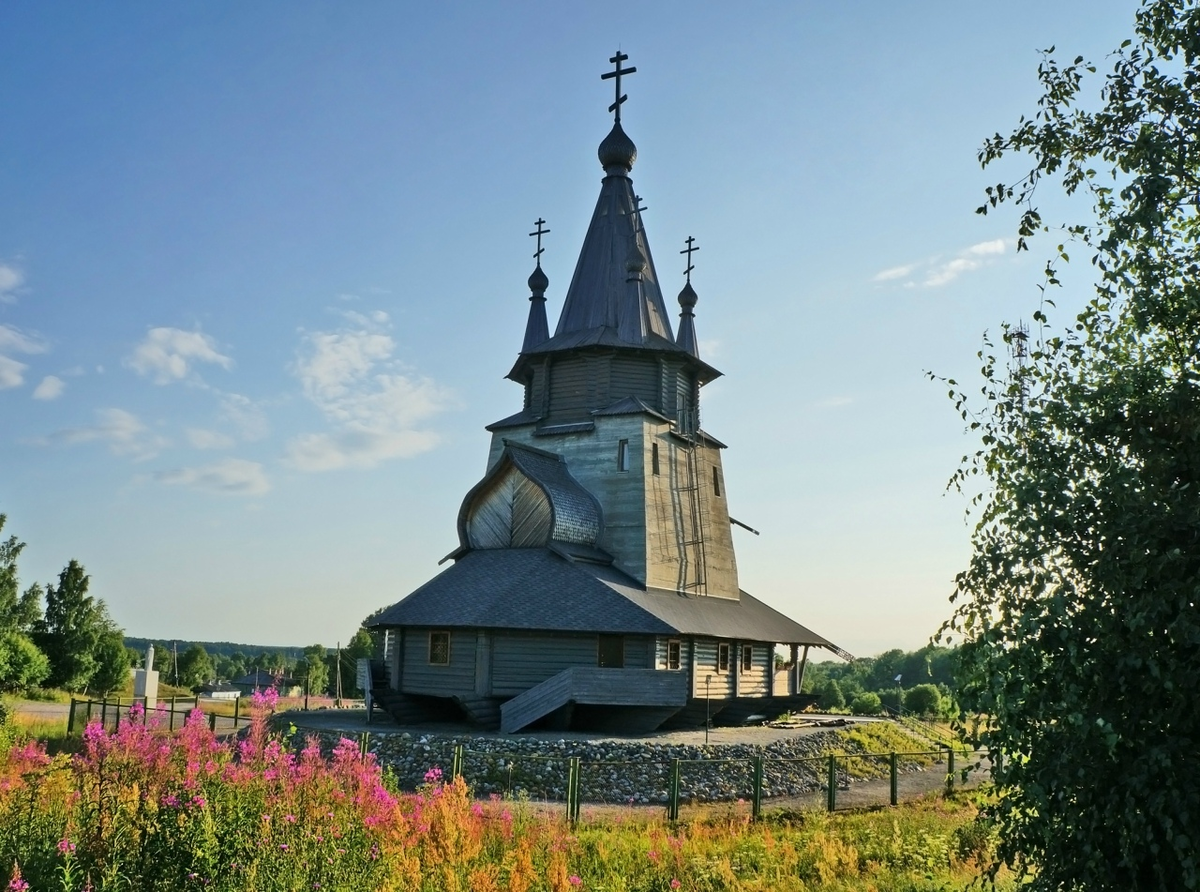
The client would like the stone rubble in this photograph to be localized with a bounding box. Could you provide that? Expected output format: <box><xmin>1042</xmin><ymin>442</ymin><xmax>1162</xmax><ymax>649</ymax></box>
<box><xmin>290</xmin><ymin>727</ymin><xmax>933</xmax><ymax>805</ymax></box>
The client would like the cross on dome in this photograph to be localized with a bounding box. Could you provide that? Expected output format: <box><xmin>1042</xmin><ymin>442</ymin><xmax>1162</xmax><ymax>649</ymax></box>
<box><xmin>601</xmin><ymin>51</ymin><xmax>637</xmax><ymax>123</ymax></box>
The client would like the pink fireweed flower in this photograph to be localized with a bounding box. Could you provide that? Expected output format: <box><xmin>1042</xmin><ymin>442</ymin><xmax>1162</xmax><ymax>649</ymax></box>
<box><xmin>648</xmin><ymin>850</ymin><xmax>661</xmax><ymax>863</ymax></box>
<box><xmin>7</xmin><ymin>864</ymin><xmax>29</xmax><ymax>891</ymax></box>
<box><xmin>568</xmin><ymin>876</ymin><xmax>582</xmax><ymax>887</ymax></box>
<box><xmin>57</xmin><ymin>839</ymin><xmax>76</xmax><ymax>855</ymax></box>
<box><xmin>423</xmin><ymin>766</ymin><xmax>443</xmax><ymax>785</ymax></box>
<box><xmin>670</xmin><ymin>880</ymin><xmax>681</xmax><ymax>889</ymax></box>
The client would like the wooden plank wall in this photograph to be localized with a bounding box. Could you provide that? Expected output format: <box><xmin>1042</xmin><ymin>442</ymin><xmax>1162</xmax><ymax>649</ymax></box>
<box><xmin>401</xmin><ymin>628</ymin><xmax>476</xmax><ymax>697</ymax></box>
<box><xmin>465</xmin><ymin>466</ymin><xmax>552</xmax><ymax>548</ymax></box>
<box><xmin>691</xmin><ymin>639</ymin><xmax>735</xmax><ymax>698</ymax></box>
<box><xmin>491</xmin><ymin>632</ymin><xmax>598</xmax><ymax>696</ymax></box>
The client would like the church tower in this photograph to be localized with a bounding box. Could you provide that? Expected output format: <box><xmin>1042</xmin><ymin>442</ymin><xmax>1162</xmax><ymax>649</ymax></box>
<box><xmin>369</xmin><ymin>54</ymin><xmax>844</xmax><ymax>734</ymax></box>
<box><xmin>478</xmin><ymin>53</ymin><xmax>738</xmax><ymax>599</ymax></box>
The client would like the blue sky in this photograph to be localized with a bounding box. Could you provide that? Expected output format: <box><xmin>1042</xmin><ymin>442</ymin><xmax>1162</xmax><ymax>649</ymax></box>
<box><xmin>1</xmin><ymin>2</ymin><xmax>1133</xmax><ymax>656</ymax></box>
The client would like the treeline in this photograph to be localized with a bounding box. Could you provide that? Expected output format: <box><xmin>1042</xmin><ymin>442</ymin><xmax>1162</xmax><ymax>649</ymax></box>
<box><xmin>137</xmin><ymin>631</ymin><xmax>376</xmax><ymax>698</ymax></box>
<box><xmin>0</xmin><ymin>514</ymin><xmax>129</xmax><ymax>696</ymax></box>
<box><xmin>803</xmin><ymin>644</ymin><xmax>958</xmax><ymax>717</ymax></box>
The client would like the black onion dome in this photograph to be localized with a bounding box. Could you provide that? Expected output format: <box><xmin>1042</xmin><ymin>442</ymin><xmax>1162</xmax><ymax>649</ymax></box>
<box><xmin>528</xmin><ymin>263</ymin><xmax>549</xmax><ymax>295</ymax></box>
<box><xmin>598</xmin><ymin>121</ymin><xmax>637</xmax><ymax>171</ymax></box>
<box><xmin>677</xmin><ymin>280</ymin><xmax>698</xmax><ymax>310</ymax></box>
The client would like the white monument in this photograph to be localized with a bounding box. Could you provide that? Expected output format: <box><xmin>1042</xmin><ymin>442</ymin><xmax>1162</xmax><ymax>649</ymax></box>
<box><xmin>132</xmin><ymin>643</ymin><xmax>159</xmax><ymax>709</ymax></box>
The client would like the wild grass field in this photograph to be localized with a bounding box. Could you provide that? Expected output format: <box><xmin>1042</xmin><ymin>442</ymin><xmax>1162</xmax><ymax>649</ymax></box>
<box><xmin>0</xmin><ymin>694</ymin><xmax>1005</xmax><ymax>891</ymax></box>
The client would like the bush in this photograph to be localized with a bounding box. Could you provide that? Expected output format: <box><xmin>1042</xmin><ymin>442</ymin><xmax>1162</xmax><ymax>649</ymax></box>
<box><xmin>818</xmin><ymin>679</ymin><xmax>845</xmax><ymax>710</ymax></box>
<box><xmin>877</xmin><ymin>687</ymin><xmax>903</xmax><ymax>715</ymax></box>
<box><xmin>903</xmin><ymin>683</ymin><xmax>942</xmax><ymax>717</ymax></box>
<box><xmin>849</xmin><ymin>692</ymin><xmax>882</xmax><ymax>716</ymax></box>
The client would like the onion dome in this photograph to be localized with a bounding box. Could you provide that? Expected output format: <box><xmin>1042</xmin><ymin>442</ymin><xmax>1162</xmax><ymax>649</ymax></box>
<box><xmin>528</xmin><ymin>262</ymin><xmax>549</xmax><ymax>297</ymax></box>
<box><xmin>676</xmin><ymin>280</ymin><xmax>700</xmax><ymax>359</ymax></box>
<box><xmin>625</xmin><ymin>243</ymin><xmax>648</xmax><ymax>280</ymax></box>
<box><xmin>598</xmin><ymin>122</ymin><xmax>637</xmax><ymax>172</ymax></box>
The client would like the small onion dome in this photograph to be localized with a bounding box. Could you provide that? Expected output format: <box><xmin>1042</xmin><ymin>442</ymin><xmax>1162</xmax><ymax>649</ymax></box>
<box><xmin>598</xmin><ymin>121</ymin><xmax>637</xmax><ymax>171</ymax></box>
<box><xmin>678</xmin><ymin>280</ymin><xmax>698</xmax><ymax>311</ymax></box>
<box><xmin>625</xmin><ymin>243</ymin><xmax>648</xmax><ymax>278</ymax></box>
<box><xmin>528</xmin><ymin>262</ymin><xmax>549</xmax><ymax>296</ymax></box>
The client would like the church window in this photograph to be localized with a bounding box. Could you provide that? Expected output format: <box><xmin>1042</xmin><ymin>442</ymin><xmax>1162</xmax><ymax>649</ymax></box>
<box><xmin>667</xmin><ymin>639</ymin><xmax>681</xmax><ymax>670</ymax></box>
<box><xmin>428</xmin><ymin>631</ymin><xmax>450</xmax><ymax>665</ymax></box>
<box><xmin>717</xmin><ymin>642</ymin><xmax>730</xmax><ymax>673</ymax></box>
<box><xmin>652</xmin><ymin>442</ymin><xmax>660</xmax><ymax>475</ymax></box>
<box><xmin>617</xmin><ymin>439</ymin><xmax>630</xmax><ymax>471</ymax></box>
<box><xmin>712</xmin><ymin>466</ymin><xmax>722</xmax><ymax>496</ymax></box>
<box><xmin>741</xmin><ymin>644</ymin><xmax>754</xmax><ymax>673</ymax></box>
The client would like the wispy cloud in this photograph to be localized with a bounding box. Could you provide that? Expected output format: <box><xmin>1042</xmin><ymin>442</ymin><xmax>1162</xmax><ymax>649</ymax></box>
<box><xmin>872</xmin><ymin>264</ymin><xmax>915</xmax><ymax>283</ymax></box>
<box><xmin>0</xmin><ymin>323</ymin><xmax>47</xmax><ymax>389</ymax></box>
<box><xmin>126</xmin><ymin>327</ymin><xmax>233</xmax><ymax>384</ymax></box>
<box><xmin>155</xmin><ymin>458</ymin><xmax>269</xmax><ymax>496</ymax></box>
<box><xmin>0</xmin><ymin>263</ymin><xmax>22</xmax><ymax>304</ymax></box>
<box><xmin>284</xmin><ymin>309</ymin><xmax>454</xmax><ymax>471</ymax></box>
<box><xmin>186</xmin><ymin>428</ymin><xmax>235</xmax><ymax>450</ymax></box>
<box><xmin>46</xmin><ymin>408</ymin><xmax>167</xmax><ymax>460</ymax></box>
<box><xmin>32</xmin><ymin>375</ymin><xmax>65</xmax><ymax>400</ymax></box>
<box><xmin>872</xmin><ymin>239</ymin><xmax>1011</xmax><ymax>289</ymax></box>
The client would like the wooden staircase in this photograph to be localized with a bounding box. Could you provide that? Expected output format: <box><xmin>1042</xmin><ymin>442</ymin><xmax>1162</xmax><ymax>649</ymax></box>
<box><xmin>499</xmin><ymin>667</ymin><xmax>689</xmax><ymax>734</ymax></box>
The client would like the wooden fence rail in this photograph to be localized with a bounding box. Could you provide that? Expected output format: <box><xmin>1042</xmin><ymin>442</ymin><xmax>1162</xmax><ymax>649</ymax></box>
<box><xmin>67</xmin><ymin>696</ymin><xmax>250</xmax><ymax>735</ymax></box>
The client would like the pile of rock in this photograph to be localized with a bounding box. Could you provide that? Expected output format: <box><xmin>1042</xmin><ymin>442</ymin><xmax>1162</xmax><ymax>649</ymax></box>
<box><xmin>293</xmin><ymin>727</ymin><xmax>932</xmax><ymax>805</ymax></box>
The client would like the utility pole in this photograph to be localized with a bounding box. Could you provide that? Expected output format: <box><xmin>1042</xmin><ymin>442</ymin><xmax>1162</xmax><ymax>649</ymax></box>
<box><xmin>335</xmin><ymin>641</ymin><xmax>343</xmax><ymax>708</ymax></box>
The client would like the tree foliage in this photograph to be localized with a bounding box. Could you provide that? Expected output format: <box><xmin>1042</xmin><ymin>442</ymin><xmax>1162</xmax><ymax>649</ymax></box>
<box><xmin>34</xmin><ymin>560</ymin><xmax>119</xmax><ymax>693</ymax></box>
<box><xmin>177</xmin><ymin>644</ymin><xmax>216</xmax><ymax>689</ymax></box>
<box><xmin>947</xmin><ymin>2</ymin><xmax>1200</xmax><ymax>887</ymax></box>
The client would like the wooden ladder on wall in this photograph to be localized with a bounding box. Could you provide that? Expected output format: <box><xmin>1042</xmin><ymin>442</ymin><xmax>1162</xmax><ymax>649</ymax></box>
<box><xmin>676</xmin><ymin>418</ymin><xmax>708</xmax><ymax>595</ymax></box>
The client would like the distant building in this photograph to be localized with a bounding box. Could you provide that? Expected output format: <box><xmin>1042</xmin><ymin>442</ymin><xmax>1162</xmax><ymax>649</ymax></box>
<box><xmin>198</xmin><ymin>682</ymin><xmax>242</xmax><ymax>701</ymax></box>
<box><xmin>369</xmin><ymin>54</ymin><xmax>850</xmax><ymax>733</ymax></box>
<box><xmin>232</xmin><ymin>670</ymin><xmax>300</xmax><ymax>698</ymax></box>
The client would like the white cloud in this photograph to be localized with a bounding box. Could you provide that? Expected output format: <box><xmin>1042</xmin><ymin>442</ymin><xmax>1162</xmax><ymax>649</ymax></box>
<box><xmin>218</xmin><ymin>392</ymin><xmax>269</xmax><ymax>441</ymax></box>
<box><xmin>0</xmin><ymin>323</ymin><xmax>46</xmax><ymax>355</ymax></box>
<box><xmin>872</xmin><ymin>264</ymin><xmax>915</xmax><ymax>283</ymax></box>
<box><xmin>966</xmin><ymin>238</ymin><xmax>1007</xmax><ymax>256</ymax></box>
<box><xmin>698</xmin><ymin>338</ymin><xmax>721</xmax><ymax>359</ymax></box>
<box><xmin>0</xmin><ymin>355</ymin><xmax>26</xmax><ymax>389</ymax></box>
<box><xmin>285</xmin><ymin>310</ymin><xmax>454</xmax><ymax>471</ymax></box>
<box><xmin>0</xmin><ymin>323</ymin><xmax>46</xmax><ymax>389</ymax></box>
<box><xmin>32</xmin><ymin>375</ymin><xmax>65</xmax><ymax>400</ymax></box>
<box><xmin>186</xmin><ymin>428</ymin><xmax>235</xmax><ymax>450</ymax></box>
<box><xmin>0</xmin><ymin>264</ymin><xmax>22</xmax><ymax>304</ymax></box>
<box><xmin>47</xmin><ymin>408</ymin><xmax>166</xmax><ymax>460</ymax></box>
<box><xmin>924</xmin><ymin>257</ymin><xmax>981</xmax><ymax>287</ymax></box>
<box><xmin>285</xmin><ymin>429</ymin><xmax>439</xmax><ymax>471</ymax></box>
<box><xmin>126</xmin><ymin>327</ymin><xmax>233</xmax><ymax>384</ymax></box>
<box><xmin>873</xmin><ymin>239</ymin><xmax>1010</xmax><ymax>289</ymax></box>
<box><xmin>155</xmin><ymin>458</ymin><xmax>269</xmax><ymax>496</ymax></box>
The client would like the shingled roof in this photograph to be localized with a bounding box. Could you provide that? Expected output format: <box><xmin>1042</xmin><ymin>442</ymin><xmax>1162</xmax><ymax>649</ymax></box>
<box><xmin>369</xmin><ymin>546</ymin><xmax>835</xmax><ymax>648</ymax></box>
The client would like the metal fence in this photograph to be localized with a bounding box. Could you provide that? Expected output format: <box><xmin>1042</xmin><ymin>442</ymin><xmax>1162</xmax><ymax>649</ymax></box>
<box><xmin>67</xmin><ymin>696</ymin><xmax>251</xmax><ymax>735</ymax></box>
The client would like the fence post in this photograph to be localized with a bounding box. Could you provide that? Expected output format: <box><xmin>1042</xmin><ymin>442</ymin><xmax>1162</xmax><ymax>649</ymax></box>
<box><xmin>667</xmin><ymin>759</ymin><xmax>680</xmax><ymax>822</ymax></box>
<box><xmin>946</xmin><ymin>746</ymin><xmax>956</xmax><ymax>792</ymax></box>
<box><xmin>566</xmin><ymin>756</ymin><xmax>581</xmax><ymax>824</ymax></box>
<box><xmin>67</xmin><ymin>698</ymin><xmax>78</xmax><ymax>735</ymax></box>
<box><xmin>889</xmin><ymin>752</ymin><xmax>898</xmax><ymax>807</ymax></box>
<box><xmin>452</xmin><ymin>744</ymin><xmax>464</xmax><ymax>779</ymax></box>
<box><xmin>208</xmin><ymin>712</ymin><xmax>217</xmax><ymax>732</ymax></box>
<box><xmin>233</xmin><ymin>698</ymin><xmax>240</xmax><ymax>728</ymax></box>
<box><xmin>114</xmin><ymin>705</ymin><xmax>120</xmax><ymax>731</ymax></box>
<box><xmin>101</xmin><ymin>697</ymin><xmax>108</xmax><ymax>728</ymax></box>
<box><xmin>826</xmin><ymin>754</ymin><xmax>837</xmax><ymax>812</ymax></box>
<box><xmin>86</xmin><ymin>699</ymin><xmax>93</xmax><ymax>725</ymax></box>
<box><xmin>169</xmin><ymin>697</ymin><xmax>176</xmax><ymax>732</ymax></box>
<box><xmin>751</xmin><ymin>757</ymin><xmax>763</xmax><ymax>820</ymax></box>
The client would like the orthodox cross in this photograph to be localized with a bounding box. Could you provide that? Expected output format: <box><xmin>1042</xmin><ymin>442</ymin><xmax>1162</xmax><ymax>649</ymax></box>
<box><xmin>634</xmin><ymin>194</ymin><xmax>648</xmax><ymax>233</ymax></box>
<box><xmin>681</xmin><ymin>236</ymin><xmax>699</xmax><ymax>282</ymax></box>
<box><xmin>529</xmin><ymin>218</ymin><xmax>550</xmax><ymax>261</ymax></box>
<box><xmin>601</xmin><ymin>51</ymin><xmax>637</xmax><ymax>123</ymax></box>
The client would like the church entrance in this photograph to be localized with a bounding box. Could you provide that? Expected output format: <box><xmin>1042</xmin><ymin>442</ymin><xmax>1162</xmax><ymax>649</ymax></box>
<box><xmin>597</xmin><ymin>635</ymin><xmax>625</xmax><ymax>668</ymax></box>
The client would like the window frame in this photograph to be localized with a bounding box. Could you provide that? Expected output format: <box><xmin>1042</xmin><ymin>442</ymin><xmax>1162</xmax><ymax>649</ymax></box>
<box><xmin>617</xmin><ymin>439</ymin><xmax>630</xmax><ymax>472</ymax></box>
<box><xmin>717</xmin><ymin>642</ymin><xmax>730</xmax><ymax>673</ymax></box>
<box><xmin>741</xmin><ymin>644</ymin><xmax>754</xmax><ymax>673</ymax></box>
<box><xmin>712</xmin><ymin>465</ymin><xmax>722</xmax><ymax>497</ymax></box>
<box><xmin>651</xmin><ymin>442</ymin><xmax>660</xmax><ymax>476</ymax></box>
<box><xmin>428</xmin><ymin>631</ymin><xmax>451</xmax><ymax>666</ymax></box>
<box><xmin>666</xmin><ymin>639</ymin><xmax>681</xmax><ymax>670</ymax></box>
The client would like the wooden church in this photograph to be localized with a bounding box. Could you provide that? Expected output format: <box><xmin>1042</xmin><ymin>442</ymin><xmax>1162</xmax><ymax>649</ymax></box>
<box><xmin>368</xmin><ymin>54</ymin><xmax>849</xmax><ymax>733</ymax></box>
